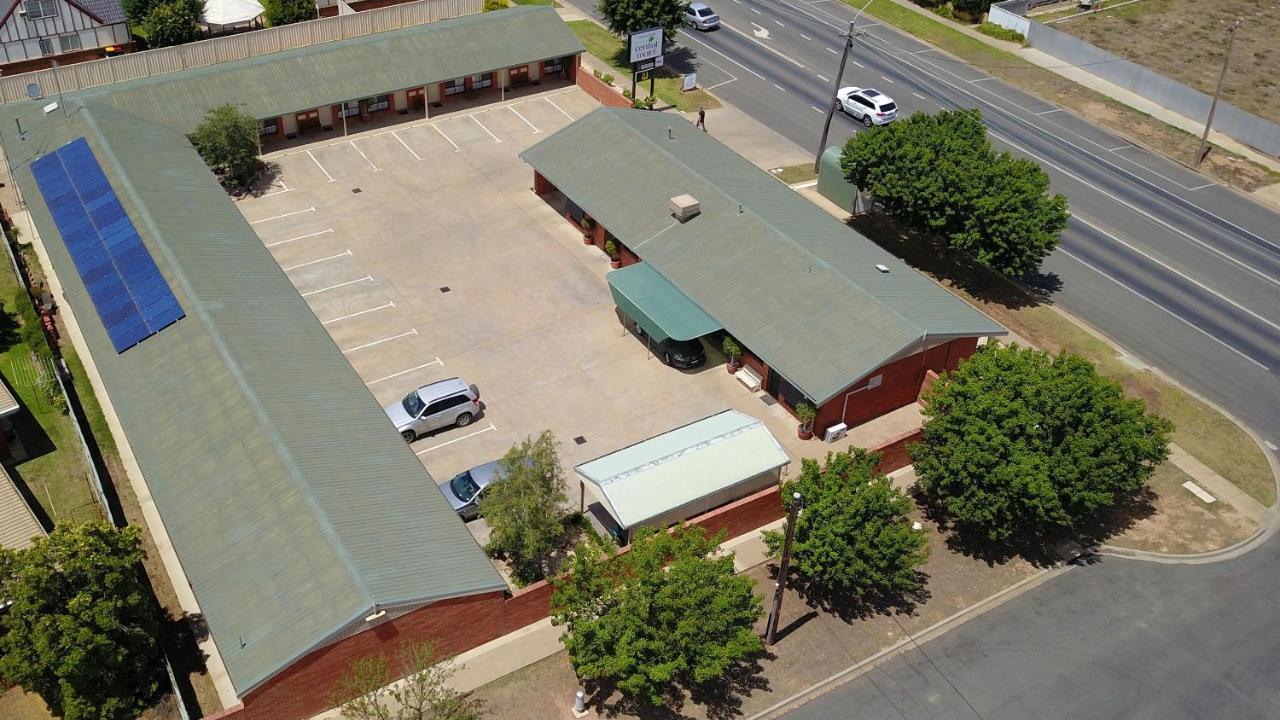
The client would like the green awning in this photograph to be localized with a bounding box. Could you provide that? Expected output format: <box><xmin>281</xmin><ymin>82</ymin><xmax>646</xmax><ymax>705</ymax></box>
<box><xmin>608</xmin><ymin>263</ymin><xmax>720</xmax><ymax>343</ymax></box>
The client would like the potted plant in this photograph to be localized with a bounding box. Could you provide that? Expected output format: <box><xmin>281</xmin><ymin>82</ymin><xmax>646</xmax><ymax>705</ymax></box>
<box><xmin>722</xmin><ymin>335</ymin><xmax>742</xmax><ymax>373</ymax></box>
<box><xmin>794</xmin><ymin>402</ymin><xmax>817</xmax><ymax>440</ymax></box>
<box><xmin>582</xmin><ymin>215</ymin><xmax>596</xmax><ymax>244</ymax></box>
<box><xmin>604</xmin><ymin>239</ymin><xmax>622</xmax><ymax>269</ymax></box>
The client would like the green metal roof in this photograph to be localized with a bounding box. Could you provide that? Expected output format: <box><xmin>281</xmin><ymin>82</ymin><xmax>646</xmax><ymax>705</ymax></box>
<box><xmin>607</xmin><ymin>262</ymin><xmax>720</xmax><ymax>342</ymax></box>
<box><xmin>54</xmin><ymin>6</ymin><xmax>581</xmax><ymax>132</ymax></box>
<box><xmin>522</xmin><ymin>109</ymin><xmax>1006</xmax><ymax>405</ymax></box>
<box><xmin>575</xmin><ymin>410</ymin><xmax>789</xmax><ymax>529</ymax></box>
<box><xmin>14</xmin><ymin>104</ymin><xmax>504</xmax><ymax>696</ymax></box>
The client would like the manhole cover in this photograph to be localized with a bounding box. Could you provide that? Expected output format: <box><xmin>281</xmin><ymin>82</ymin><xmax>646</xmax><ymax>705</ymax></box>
<box><xmin>573</xmin><ymin>436</ymin><xmax>586</xmax><ymax>445</ymax></box>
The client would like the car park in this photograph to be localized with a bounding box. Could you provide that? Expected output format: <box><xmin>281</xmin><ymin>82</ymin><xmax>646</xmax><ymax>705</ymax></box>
<box><xmin>685</xmin><ymin>2</ymin><xmax>720</xmax><ymax>30</ymax></box>
<box><xmin>836</xmin><ymin>86</ymin><xmax>898</xmax><ymax>127</ymax></box>
<box><xmin>384</xmin><ymin>377</ymin><xmax>481</xmax><ymax>442</ymax></box>
<box><xmin>439</xmin><ymin>459</ymin><xmax>501</xmax><ymax>520</ymax></box>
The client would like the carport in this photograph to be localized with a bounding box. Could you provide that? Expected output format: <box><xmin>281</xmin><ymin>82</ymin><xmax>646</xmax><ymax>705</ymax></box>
<box><xmin>607</xmin><ymin>263</ymin><xmax>719</xmax><ymax>342</ymax></box>
<box><xmin>575</xmin><ymin>409</ymin><xmax>789</xmax><ymax>544</ymax></box>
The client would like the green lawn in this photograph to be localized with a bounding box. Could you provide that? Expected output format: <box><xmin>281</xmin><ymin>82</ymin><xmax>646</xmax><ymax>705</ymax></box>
<box><xmin>567</xmin><ymin>20</ymin><xmax>720</xmax><ymax>113</ymax></box>
<box><xmin>773</xmin><ymin>163</ymin><xmax>818</xmax><ymax>184</ymax></box>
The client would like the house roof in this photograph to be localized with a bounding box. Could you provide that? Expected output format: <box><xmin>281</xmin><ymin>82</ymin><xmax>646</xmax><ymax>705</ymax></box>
<box><xmin>607</xmin><ymin>262</ymin><xmax>720</xmax><ymax>343</ymax></box>
<box><xmin>521</xmin><ymin>109</ymin><xmax>1005</xmax><ymax>405</ymax></box>
<box><xmin>73</xmin><ymin>0</ymin><xmax>125</xmax><ymax>23</ymax></box>
<box><xmin>575</xmin><ymin>409</ymin><xmax>789</xmax><ymax>530</ymax></box>
<box><xmin>11</xmin><ymin>103</ymin><xmax>504</xmax><ymax>696</ymax></box>
<box><xmin>0</xmin><ymin>464</ymin><xmax>45</xmax><ymax>551</ymax></box>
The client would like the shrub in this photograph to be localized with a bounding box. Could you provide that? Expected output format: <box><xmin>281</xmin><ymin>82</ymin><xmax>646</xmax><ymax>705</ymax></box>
<box><xmin>977</xmin><ymin>21</ymin><xmax>1025</xmax><ymax>43</ymax></box>
<box><xmin>482</xmin><ymin>0</ymin><xmax>508</xmax><ymax>9</ymax></box>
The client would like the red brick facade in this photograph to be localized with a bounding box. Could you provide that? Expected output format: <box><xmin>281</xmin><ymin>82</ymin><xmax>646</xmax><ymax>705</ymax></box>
<box><xmin>576</xmin><ymin>67</ymin><xmax>632</xmax><ymax>108</ymax></box>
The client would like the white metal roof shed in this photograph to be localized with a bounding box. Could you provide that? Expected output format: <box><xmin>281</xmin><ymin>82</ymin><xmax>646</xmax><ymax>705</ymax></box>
<box><xmin>576</xmin><ymin>410</ymin><xmax>790</xmax><ymax>533</ymax></box>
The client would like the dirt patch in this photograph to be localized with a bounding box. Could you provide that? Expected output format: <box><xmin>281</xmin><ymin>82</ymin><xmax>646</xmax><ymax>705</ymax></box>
<box><xmin>1105</xmin><ymin>462</ymin><xmax>1256</xmax><ymax>555</ymax></box>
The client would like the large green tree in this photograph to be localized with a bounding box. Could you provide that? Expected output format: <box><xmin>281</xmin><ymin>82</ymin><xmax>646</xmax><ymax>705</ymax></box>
<box><xmin>264</xmin><ymin>0</ymin><xmax>317</xmax><ymax>26</ymax></box>
<box><xmin>910</xmin><ymin>343</ymin><xmax>1173</xmax><ymax>543</ymax></box>
<box><xmin>140</xmin><ymin>0</ymin><xmax>204</xmax><ymax>47</ymax></box>
<box><xmin>190</xmin><ymin>103</ymin><xmax>263</xmax><ymax>190</ymax></box>
<box><xmin>478</xmin><ymin>430</ymin><xmax>568</xmax><ymax>584</ymax></box>
<box><xmin>764</xmin><ymin>449</ymin><xmax>928</xmax><ymax>609</ymax></box>
<box><xmin>0</xmin><ymin>523</ymin><xmax>162</xmax><ymax>720</ymax></box>
<box><xmin>330</xmin><ymin>640</ymin><xmax>483</xmax><ymax>720</ymax></box>
<box><xmin>551</xmin><ymin>525</ymin><xmax>763</xmax><ymax>709</ymax></box>
<box><xmin>840</xmin><ymin>109</ymin><xmax>1068</xmax><ymax>277</ymax></box>
<box><xmin>597</xmin><ymin>0</ymin><xmax>686</xmax><ymax>44</ymax></box>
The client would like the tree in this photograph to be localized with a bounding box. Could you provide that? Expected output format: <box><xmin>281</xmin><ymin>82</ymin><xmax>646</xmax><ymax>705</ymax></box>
<box><xmin>763</xmin><ymin>449</ymin><xmax>928</xmax><ymax>609</ymax></box>
<box><xmin>0</xmin><ymin>523</ymin><xmax>162</xmax><ymax>720</ymax></box>
<box><xmin>331</xmin><ymin>640</ymin><xmax>483</xmax><ymax>720</ymax></box>
<box><xmin>597</xmin><ymin>0</ymin><xmax>686</xmax><ymax>44</ymax></box>
<box><xmin>190</xmin><ymin>103</ymin><xmax>263</xmax><ymax>190</ymax></box>
<box><xmin>477</xmin><ymin>431</ymin><xmax>568</xmax><ymax>584</ymax></box>
<box><xmin>910</xmin><ymin>343</ymin><xmax>1173</xmax><ymax>543</ymax></box>
<box><xmin>841</xmin><ymin>109</ymin><xmax>1068</xmax><ymax>277</ymax></box>
<box><xmin>482</xmin><ymin>0</ymin><xmax>508</xmax><ymax>10</ymax></box>
<box><xmin>551</xmin><ymin>525</ymin><xmax>763</xmax><ymax>708</ymax></box>
<box><xmin>951</xmin><ymin>0</ymin><xmax>993</xmax><ymax>16</ymax></box>
<box><xmin>142</xmin><ymin>0</ymin><xmax>202</xmax><ymax>48</ymax></box>
<box><xmin>264</xmin><ymin>0</ymin><xmax>317</xmax><ymax>26</ymax></box>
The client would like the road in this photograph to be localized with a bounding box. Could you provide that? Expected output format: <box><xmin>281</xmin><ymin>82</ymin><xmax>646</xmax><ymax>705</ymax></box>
<box><xmin>565</xmin><ymin>0</ymin><xmax>1280</xmax><ymax>443</ymax></box>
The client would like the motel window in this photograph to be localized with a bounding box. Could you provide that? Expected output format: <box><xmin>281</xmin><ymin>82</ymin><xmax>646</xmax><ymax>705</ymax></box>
<box><xmin>444</xmin><ymin>78</ymin><xmax>465</xmax><ymax>96</ymax></box>
<box><xmin>544</xmin><ymin>58</ymin><xmax>563</xmax><ymax>75</ymax></box>
<box><xmin>23</xmin><ymin>0</ymin><xmax>58</xmax><ymax>19</ymax></box>
<box><xmin>339</xmin><ymin>101</ymin><xmax>360</xmax><ymax>118</ymax></box>
<box><xmin>58</xmin><ymin>33</ymin><xmax>81</xmax><ymax>53</ymax></box>
<box><xmin>38</xmin><ymin>38</ymin><xmax>54</xmax><ymax>56</ymax></box>
<box><xmin>366</xmin><ymin>94</ymin><xmax>390</xmax><ymax>112</ymax></box>
<box><xmin>259</xmin><ymin>118</ymin><xmax>277</xmax><ymax>136</ymax></box>
<box><xmin>471</xmin><ymin>72</ymin><xmax>493</xmax><ymax>90</ymax></box>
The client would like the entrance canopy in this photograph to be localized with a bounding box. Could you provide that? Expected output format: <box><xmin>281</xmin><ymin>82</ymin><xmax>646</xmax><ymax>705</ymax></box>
<box><xmin>608</xmin><ymin>263</ymin><xmax>720</xmax><ymax>343</ymax></box>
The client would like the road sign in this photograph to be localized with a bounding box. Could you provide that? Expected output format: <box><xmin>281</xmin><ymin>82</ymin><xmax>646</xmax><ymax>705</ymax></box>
<box><xmin>682</xmin><ymin>73</ymin><xmax>697</xmax><ymax>92</ymax></box>
<box><xmin>628</xmin><ymin>27</ymin><xmax>663</xmax><ymax>64</ymax></box>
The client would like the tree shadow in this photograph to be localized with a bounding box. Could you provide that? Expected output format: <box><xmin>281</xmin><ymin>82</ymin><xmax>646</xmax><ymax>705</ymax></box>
<box><xmin>584</xmin><ymin>651</ymin><xmax>773</xmax><ymax>720</ymax></box>
<box><xmin>766</xmin><ymin>561</ymin><xmax>932</xmax><ymax>624</ymax></box>
<box><xmin>1074</xmin><ymin>486</ymin><xmax>1159</xmax><ymax>547</ymax></box>
<box><xmin>235</xmin><ymin>161</ymin><xmax>284</xmax><ymax>199</ymax></box>
<box><xmin>0</xmin><ymin>304</ymin><xmax>21</xmax><ymax>352</ymax></box>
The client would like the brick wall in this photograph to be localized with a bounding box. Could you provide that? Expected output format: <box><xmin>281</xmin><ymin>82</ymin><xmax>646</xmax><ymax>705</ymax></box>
<box><xmin>576</xmin><ymin>69</ymin><xmax>631</xmax><ymax>108</ymax></box>
<box><xmin>872</xmin><ymin>427</ymin><xmax>923</xmax><ymax>475</ymax></box>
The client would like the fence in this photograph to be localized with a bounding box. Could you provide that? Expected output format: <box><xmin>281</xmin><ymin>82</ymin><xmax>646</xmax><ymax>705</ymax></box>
<box><xmin>0</xmin><ymin>0</ymin><xmax>481</xmax><ymax>105</ymax></box>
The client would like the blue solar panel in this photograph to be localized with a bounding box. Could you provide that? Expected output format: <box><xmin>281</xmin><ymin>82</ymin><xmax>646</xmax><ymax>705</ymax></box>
<box><xmin>30</xmin><ymin>138</ymin><xmax>184</xmax><ymax>353</ymax></box>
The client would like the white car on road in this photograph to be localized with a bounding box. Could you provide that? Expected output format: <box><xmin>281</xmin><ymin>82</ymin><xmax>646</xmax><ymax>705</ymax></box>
<box><xmin>837</xmin><ymin>86</ymin><xmax>898</xmax><ymax>127</ymax></box>
<box><xmin>685</xmin><ymin>2</ymin><xmax>720</xmax><ymax>30</ymax></box>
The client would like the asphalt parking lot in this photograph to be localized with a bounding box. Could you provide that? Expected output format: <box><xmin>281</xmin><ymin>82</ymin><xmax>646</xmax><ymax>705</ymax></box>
<box><xmin>236</xmin><ymin>86</ymin><xmax>897</xmax><ymax>523</ymax></box>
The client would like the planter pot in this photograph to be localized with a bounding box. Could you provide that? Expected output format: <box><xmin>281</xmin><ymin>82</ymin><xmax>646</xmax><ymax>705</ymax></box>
<box><xmin>583</xmin><ymin>233</ymin><xmax>593</xmax><ymax>245</ymax></box>
<box><xmin>797</xmin><ymin>425</ymin><xmax>813</xmax><ymax>440</ymax></box>
<box><xmin>726</xmin><ymin>360</ymin><xmax>741</xmax><ymax>374</ymax></box>
<box><xmin>610</xmin><ymin>259</ymin><xmax>622</xmax><ymax>269</ymax></box>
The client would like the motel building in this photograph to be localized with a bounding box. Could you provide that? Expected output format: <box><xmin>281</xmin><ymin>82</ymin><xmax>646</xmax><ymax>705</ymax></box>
<box><xmin>522</xmin><ymin>109</ymin><xmax>1007</xmax><ymax>438</ymax></box>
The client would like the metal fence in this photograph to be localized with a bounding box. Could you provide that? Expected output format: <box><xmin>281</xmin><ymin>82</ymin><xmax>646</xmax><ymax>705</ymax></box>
<box><xmin>0</xmin><ymin>0</ymin><xmax>481</xmax><ymax>104</ymax></box>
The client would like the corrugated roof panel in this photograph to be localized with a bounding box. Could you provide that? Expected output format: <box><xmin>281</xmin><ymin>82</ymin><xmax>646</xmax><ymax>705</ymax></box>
<box><xmin>0</xmin><ymin>464</ymin><xmax>45</xmax><ymax>551</ymax></box>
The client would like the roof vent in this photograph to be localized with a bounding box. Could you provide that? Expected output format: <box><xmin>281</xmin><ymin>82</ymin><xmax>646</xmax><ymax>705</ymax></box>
<box><xmin>670</xmin><ymin>194</ymin><xmax>701</xmax><ymax>222</ymax></box>
<box><xmin>875</xmin><ymin>264</ymin><xmax>890</xmax><ymax>273</ymax></box>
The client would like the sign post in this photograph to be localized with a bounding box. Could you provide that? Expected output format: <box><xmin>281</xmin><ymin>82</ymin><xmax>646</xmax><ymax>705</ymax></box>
<box><xmin>628</xmin><ymin>27</ymin><xmax>664</xmax><ymax>105</ymax></box>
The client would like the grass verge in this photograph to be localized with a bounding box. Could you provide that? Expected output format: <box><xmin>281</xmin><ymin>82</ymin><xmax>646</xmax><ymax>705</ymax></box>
<box><xmin>1104</xmin><ymin>461</ymin><xmax>1256</xmax><ymax>555</ymax></box>
<box><xmin>567</xmin><ymin>20</ymin><xmax>720</xmax><ymax>113</ymax></box>
<box><xmin>773</xmin><ymin>163</ymin><xmax>818</xmax><ymax>184</ymax></box>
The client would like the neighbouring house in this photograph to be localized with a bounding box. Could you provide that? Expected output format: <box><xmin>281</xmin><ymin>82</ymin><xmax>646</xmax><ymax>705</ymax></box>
<box><xmin>0</xmin><ymin>0</ymin><xmax>129</xmax><ymax>74</ymax></box>
<box><xmin>201</xmin><ymin>0</ymin><xmax>264</xmax><ymax>35</ymax></box>
<box><xmin>522</xmin><ymin>108</ymin><xmax>1007</xmax><ymax>439</ymax></box>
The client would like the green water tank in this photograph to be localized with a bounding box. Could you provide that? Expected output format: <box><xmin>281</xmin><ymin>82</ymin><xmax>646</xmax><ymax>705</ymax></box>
<box><xmin>816</xmin><ymin>145</ymin><xmax>860</xmax><ymax>215</ymax></box>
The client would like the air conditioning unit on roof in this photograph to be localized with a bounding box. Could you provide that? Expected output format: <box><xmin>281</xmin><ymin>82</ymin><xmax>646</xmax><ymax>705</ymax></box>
<box><xmin>670</xmin><ymin>194</ymin><xmax>700</xmax><ymax>222</ymax></box>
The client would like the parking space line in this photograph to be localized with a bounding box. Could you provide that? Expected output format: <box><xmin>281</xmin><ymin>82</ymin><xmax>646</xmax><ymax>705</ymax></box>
<box><xmin>431</xmin><ymin>123</ymin><xmax>461</xmax><ymax>152</ymax></box>
<box><xmin>368</xmin><ymin>358</ymin><xmax>444</xmax><ymax>385</ymax></box>
<box><xmin>301</xmin><ymin>275</ymin><xmax>374</xmax><ymax>297</ymax></box>
<box><xmin>261</xmin><ymin>180</ymin><xmax>291</xmax><ymax>197</ymax></box>
<box><xmin>283</xmin><ymin>249</ymin><xmax>352</xmax><ymax>272</ymax></box>
<box><xmin>250</xmin><ymin>206</ymin><xmax>315</xmax><ymax>224</ymax></box>
<box><xmin>391</xmin><ymin>130</ymin><xmax>423</xmax><ymax>161</ymax></box>
<box><xmin>350</xmin><ymin>140</ymin><xmax>381</xmax><ymax>172</ymax></box>
<box><xmin>544</xmin><ymin>96</ymin><xmax>575</xmax><ymax>120</ymax></box>
<box><xmin>306</xmin><ymin>150</ymin><xmax>336</xmax><ymax>182</ymax></box>
<box><xmin>343</xmin><ymin>328</ymin><xmax>418</xmax><ymax>354</ymax></box>
<box><xmin>471</xmin><ymin>114</ymin><xmax>501</xmax><ymax>143</ymax></box>
<box><xmin>322</xmin><ymin>301</ymin><xmax>395</xmax><ymax>325</ymax></box>
<box><xmin>266</xmin><ymin>228</ymin><xmax>333</xmax><ymax>248</ymax></box>
<box><xmin>507</xmin><ymin>105</ymin><xmax>540</xmax><ymax>134</ymax></box>
<box><xmin>415</xmin><ymin>423</ymin><xmax>497</xmax><ymax>455</ymax></box>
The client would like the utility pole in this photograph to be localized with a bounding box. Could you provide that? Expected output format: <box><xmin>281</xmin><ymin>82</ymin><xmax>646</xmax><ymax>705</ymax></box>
<box><xmin>765</xmin><ymin>492</ymin><xmax>802</xmax><ymax>646</ymax></box>
<box><xmin>814</xmin><ymin>21</ymin><xmax>856</xmax><ymax>173</ymax></box>
<box><xmin>1197</xmin><ymin>17</ymin><xmax>1242</xmax><ymax>166</ymax></box>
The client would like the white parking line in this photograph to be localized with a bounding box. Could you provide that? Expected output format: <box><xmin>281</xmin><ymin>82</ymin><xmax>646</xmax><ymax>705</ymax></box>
<box><xmin>250</xmin><ymin>206</ymin><xmax>315</xmax><ymax>224</ymax></box>
<box><xmin>307</xmin><ymin>150</ymin><xmax>336</xmax><ymax>182</ymax></box>
<box><xmin>368</xmin><ymin>358</ymin><xmax>444</xmax><ymax>385</ymax></box>
<box><xmin>301</xmin><ymin>275</ymin><xmax>374</xmax><ymax>297</ymax></box>
<box><xmin>415</xmin><ymin>423</ymin><xmax>497</xmax><ymax>455</ymax></box>
<box><xmin>260</xmin><ymin>180</ymin><xmax>291</xmax><ymax>197</ymax></box>
<box><xmin>266</xmin><ymin>228</ymin><xmax>333</xmax><ymax>248</ymax></box>
<box><xmin>343</xmin><ymin>328</ymin><xmax>418</xmax><ymax>354</ymax></box>
<box><xmin>283</xmin><ymin>249</ymin><xmax>352</xmax><ymax>272</ymax></box>
<box><xmin>322</xmin><ymin>301</ymin><xmax>395</xmax><ymax>325</ymax></box>
<box><xmin>544</xmin><ymin>96</ymin><xmax>575</xmax><ymax>120</ymax></box>
<box><xmin>431</xmin><ymin>123</ymin><xmax>461</xmax><ymax>152</ymax></box>
<box><xmin>472</xmin><ymin>114</ymin><xmax>501</xmax><ymax>143</ymax></box>
<box><xmin>391</xmin><ymin>130</ymin><xmax>422</xmax><ymax>161</ymax></box>
<box><xmin>350</xmin><ymin>140</ymin><xmax>381</xmax><ymax>172</ymax></box>
<box><xmin>750</xmin><ymin>6</ymin><xmax>760</xmax><ymax>13</ymax></box>
<box><xmin>508</xmin><ymin>105</ymin><xmax>540</xmax><ymax>133</ymax></box>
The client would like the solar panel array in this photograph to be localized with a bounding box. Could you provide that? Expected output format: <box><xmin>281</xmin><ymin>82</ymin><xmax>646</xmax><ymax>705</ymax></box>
<box><xmin>31</xmin><ymin>137</ymin><xmax>184</xmax><ymax>353</ymax></box>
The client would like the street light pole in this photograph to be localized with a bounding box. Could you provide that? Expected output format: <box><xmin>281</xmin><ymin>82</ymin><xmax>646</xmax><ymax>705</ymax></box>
<box><xmin>814</xmin><ymin>21</ymin><xmax>855</xmax><ymax>173</ymax></box>
<box><xmin>1197</xmin><ymin>17</ymin><xmax>1242</xmax><ymax>166</ymax></box>
<box><xmin>765</xmin><ymin>491</ymin><xmax>802</xmax><ymax>646</ymax></box>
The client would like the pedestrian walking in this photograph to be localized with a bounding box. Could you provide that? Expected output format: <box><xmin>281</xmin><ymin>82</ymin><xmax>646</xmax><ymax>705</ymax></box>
<box><xmin>696</xmin><ymin>106</ymin><xmax>706</xmax><ymax>131</ymax></box>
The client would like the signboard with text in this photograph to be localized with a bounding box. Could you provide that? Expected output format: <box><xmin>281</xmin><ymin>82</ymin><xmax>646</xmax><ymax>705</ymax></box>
<box><xmin>682</xmin><ymin>73</ymin><xmax>697</xmax><ymax>91</ymax></box>
<box><xmin>628</xmin><ymin>27</ymin><xmax>663</xmax><ymax>65</ymax></box>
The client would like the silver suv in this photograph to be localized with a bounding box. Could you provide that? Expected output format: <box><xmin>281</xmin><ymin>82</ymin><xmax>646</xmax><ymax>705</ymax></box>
<box><xmin>384</xmin><ymin>377</ymin><xmax>480</xmax><ymax>442</ymax></box>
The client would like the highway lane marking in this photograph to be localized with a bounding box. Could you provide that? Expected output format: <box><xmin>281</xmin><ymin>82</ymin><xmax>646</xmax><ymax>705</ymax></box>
<box><xmin>369</xmin><ymin>358</ymin><xmax>443</xmax><ymax>385</ymax></box>
<box><xmin>722</xmin><ymin>21</ymin><xmax>806</xmax><ymax>67</ymax></box>
<box><xmin>1037</xmin><ymin>108</ymin><xmax>1064</xmax><ymax>115</ymax></box>
<box><xmin>775</xmin><ymin>19</ymin><xmax>786</xmax><ymax>26</ymax></box>
<box><xmin>912</xmin><ymin>91</ymin><xmax>926</xmax><ymax>100</ymax></box>
<box><xmin>1187</xmin><ymin>182</ymin><xmax>1217</xmax><ymax>191</ymax></box>
<box><xmin>301</xmin><ymin>275</ymin><xmax>374</xmax><ymax>297</ymax></box>
<box><xmin>323</xmin><ymin>302</ymin><xmax>395</xmax><ymax>325</ymax></box>
<box><xmin>415</xmin><ymin>422</ymin><xmax>497</xmax><ymax>455</ymax></box>
<box><xmin>969</xmin><ymin>76</ymin><xmax>998</xmax><ymax>83</ymax></box>
<box><xmin>266</xmin><ymin>228</ymin><xmax>333</xmax><ymax>248</ymax></box>
<box><xmin>307</xmin><ymin>150</ymin><xmax>336</xmax><ymax>182</ymax></box>
<box><xmin>811</xmin><ymin>105</ymin><xmax>824</xmax><ymax>113</ymax></box>
<box><xmin>283</xmin><ymin>249</ymin><xmax>352</xmax><ymax>272</ymax></box>
<box><xmin>1103</xmin><ymin>145</ymin><xmax>1214</xmax><ymax>191</ymax></box>
<box><xmin>1058</xmin><ymin>248</ymin><xmax>1269</xmax><ymax>371</ymax></box>
<box><xmin>706</xmin><ymin>78</ymin><xmax>738</xmax><ymax>90</ymax></box>
<box><xmin>343</xmin><ymin>328</ymin><xmax>418</xmax><ymax>354</ymax></box>
<box><xmin>800</xmin><ymin>32</ymin><xmax>811</xmax><ymax>40</ymax></box>
<box><xmin>250</xmin><ymin>206</ymin><xmax>316</xmax><ymax>224</ymax></box>
<box><xmin>852</xmin><ymin>60</ymin><xmax>864</xmax><ymax>68</ymax></box>
<box><xmin>1265</xmin><ymin>441</ymin><xmax>1279</xmax><ymax>452</ymax></box>
<box><xmin>681</xmin><ymin>33</ymin><xmax>768</xmax><ymax>80</ymax></box>
<box><xmin>1105</xmin><ymin>145</ymin><xmax>1132</xmax><ymax>152</ymax></box>
<box><xmin>391</xmin><ymin>130</ymin><xmax>423</xmax><ymax>160</ymax></box>
<box><xmin>825</xmin><ymin>46</ymin><xmax>837</xmax><ymax>54</ymax></box>
<box><xmin>750</xmin><ymin>5</ymin><xmax>760</xmax><ymax>12</ymax></box>
<box><xmin>430</xmin><ymin>122</ymin><xmax>461</xmax><ymax>152</ymax></box>
<box><xmin>911</xmin><ymin>48</ymin><xmax>935</xmax><ymax>54</ymax></box>
<box><xmin>774</xmin><ymin>83</ymin><xmax>788</xmax><ymax>92</ymax></box>
<box><xmin>880</xmin><ymin>75</ymin><xmax>894</xmax><ymax>83</ymax></box>
<box><xmin>350</xmin><ymin>140</ymin><xmax>380</xmax><ymax>172</ymax></box>
<box><xmin>816</xmin><ymin>73</ymin><xmax>830</xmax><ymax>82</ymax></box>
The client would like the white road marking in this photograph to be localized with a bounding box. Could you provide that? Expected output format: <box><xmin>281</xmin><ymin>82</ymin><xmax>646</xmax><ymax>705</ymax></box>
<box><xmin>911</xmin><ymin>48</ymin><xmax>935</xmax><ymax>54</ymax></box>
<box><xmin>307</xmin><ymin>150</ymin><xmax>336</xmax><ymax>182</ymax></box>
<box><xmin>283</xmin><ymin>249</ymin><xmax>352</xmax><ymax>272</ymax></box>
<box><xmin>301</xmin><ymin>275</ymin><xmax>374</xmax><ymax>297</ymax></box>
<box><xmin>343</xmin><ymin>328</ymin><xmax>418</xmax><ymax>354</ymax></box>
<box><xmin>722</xmin><ymin>22</ymin><xmax>805</xmax><ymax>67</ymax></box>
<box><xmin>816</xmin><ymin>73</ymin><xmax>830</xmax><ymax>82</ymax></box>
<box><xmin>1106</xmin><ymin>145</ymin><xmax>1132</xmax><ymax>152</ymax></box>
<box><xmin>911</xmin><ymin>91</ymin><xmax>926</xmax><ymax>100</ymax></box>
<box><xmin>472</xmin><ymin>114</ymin><xmax>501</xmax><ymax>143</ymax></box>
<box><xmin>969</xmin><ymin>76</ymin><xmax>998</xmax><ymax>83</ymax></box>
<box><xmin>774</xmin><ymin>19</ymin><xmax>785</xmax><ymax>26</ymax></box>
<box><xmin>1182</xmin><ymin>481</ymin><xmax>1217</xmax><ymax>504</ymax></box>
<box><xmin>800</xmin><ymin>32</ymin><xmax>811</xmax><ymax>40</ymax></box>
<box><xmin>706</xmin><ymin>78</ymin><xmax>738</xmax><ymax>90</ymax></box>
<box><xmin>508</xmin><ymin>105</ymin><xmax>540</xmax><ymax>133</ymax></box>
<box><xmin>416</xmin><ymin>422</ymin><xmax>497</xmax><ymax>455</ymax></box>
<box><xmin>544</xmin><ymin>96</ymin><xmax>575</xmax><ymax>120</ymax></box>
<box><xmin>1265</xmin><ymin>440</ymin><xmax>1279</xmax><ymax>452</ymax></box>
<box><xmin>811</xmin><ymin>105</ymin><xmax>824</xmax><ymax>113</ymax></box>
<box><xmin>350</xmin><ymin>140</ymin><xmax>380</xmax><ymax>172</ymax></box>
<box><xmin>1186</xmin><ymin>182</ymin><xmax>1217</xmax><ymax>191</ymax></box>
<box><xmin>851</xmin><ymin>60</ymin><xmax>864</xmax><ymax>68</ymax></box>
<box><xmin>260</xmin><ymin>180</ymin><xmax>291</xmax><ymax>197</ymax></box>
<box><xmin>431</xmin><ymin>123</ymin><xmax>461</xmax><ymax>152</ymax></box>
<box><xmin>750</xmin><ymin>6</ymin><xmax>760</xmax><ymax>13</ymax></box>
<box><xmin>774</xmin><ymin>83</ymin><xmax>788</xmax><ymax>92</ymax></box>
<box><xmin>825</xmin><ymin>47</ymin><xmax>838</xmax><ymax>54</ymax></box>
<box><xmin>322</xmin><ymin>301</ymin><xmax>395</xmax><ymax>325</ymax></box>
<box><xmin>1037</xmin><ymin>108</ymin><xmax>1064</xmax><ymax>115</ymax></box>
<box><xmin>682</xmin><ymin>33</ymin><xmax>768</xmax><ymax>80</ymax></box>
<box><xmin>880</xmin><ymin>75</ymin><xmax>894</xmax><ymax>84</ymax></box>
<box><xmin>266</xmin><ymin>228</ymin><xmax>333</xmax><ymax>248</ymax></box>
<box><xmin>369</xmin><ymin>358</ymin><xmax>444</xmax><ymax>385</ymax></box>
<box><xmin>250</xmin><ymin>206</ymin><xmax>315</xmax><ymax>224</ymax></box>
<box><xmin>391</xmin><ymin>130</ymin><xmax>422</xmax><ymax>161</ymax></box>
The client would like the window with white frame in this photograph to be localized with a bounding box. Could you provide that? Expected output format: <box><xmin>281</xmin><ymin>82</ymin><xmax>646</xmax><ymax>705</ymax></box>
<box><xmin>24</xmin><ymin>0</ymin><xmax>59</xmax><ymax>19</ymax></box>
<box><xmin>443</xmin><ymin>78</ymin><xmax>465</xmax><ymax>96</ymax></box>
<box><xmin>471</xmin><ymin>72</ymin><xmax>493</xmax><ymax>90</ymax></box>
<box><xmin>58</xmin><ymin>33</ymin><xmax>81</xmax><ymax>53</ymax></box>
<box><xmin>543</xmin><ymin>58</ymin><xmax>563</xmax><ymax>75</ymax></box>
<box><xmin>366</xmin><ymin>94</ymin><xmax>389</xmax><ymax>112</ymax></box>
<box><xmin>339</xmin><ymin>101</ymin><xmax>360</xmax><ymax>118</ymax></box>
<box><xmin>38</xmin><ymin>38</ymin><xmax>54</xmax><ymax>56</ymax></box>
<box><xmin>259</xmin><ymin>118</ymin><xmax>277</xmax><ymax>136</ymax></box>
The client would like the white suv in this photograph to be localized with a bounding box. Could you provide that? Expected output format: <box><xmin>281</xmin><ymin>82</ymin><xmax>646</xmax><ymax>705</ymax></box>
<box><xmin>837</xmin><ymin>87</ymin><xmax>898</xmax><ymax>127</ymax></box>
<box><xmin>384</xmin><ymin>377</ymin><xmax>480</xmax><ymax>442</ymax></box>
